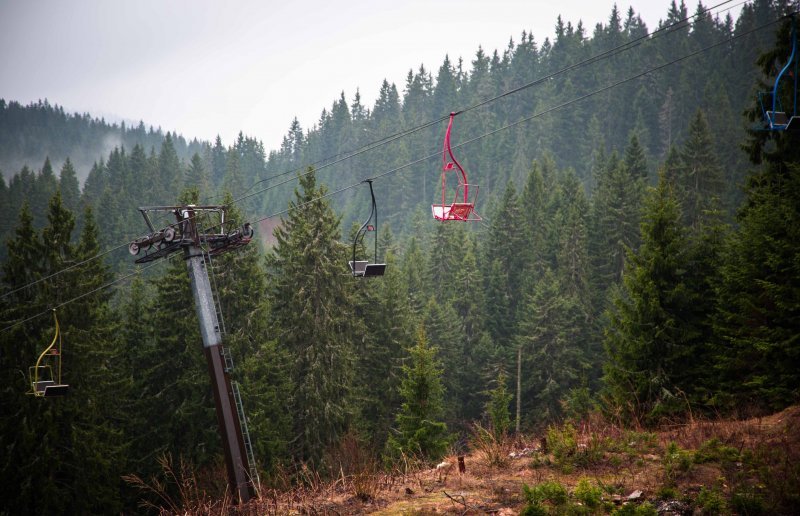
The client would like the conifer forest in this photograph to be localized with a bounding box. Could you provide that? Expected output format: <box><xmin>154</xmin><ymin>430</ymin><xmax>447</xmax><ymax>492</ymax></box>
<box><xmin>1</xmin><ymin>1</ymin><xmax>800</xmax><ymax>513</ymax></box>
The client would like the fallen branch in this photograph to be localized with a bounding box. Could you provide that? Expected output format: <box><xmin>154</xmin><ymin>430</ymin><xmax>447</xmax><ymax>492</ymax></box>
<box><xmin>443</xmin><ymin>490</ymin><xmax>482</xmax><ymax>514</ymax></box>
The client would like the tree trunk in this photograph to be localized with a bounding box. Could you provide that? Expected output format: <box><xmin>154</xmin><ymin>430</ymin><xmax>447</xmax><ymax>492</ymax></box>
<box><xmin>516</xmin><ymin>346</ymin><xmax>522</xmax><ymax>434</ymax></box>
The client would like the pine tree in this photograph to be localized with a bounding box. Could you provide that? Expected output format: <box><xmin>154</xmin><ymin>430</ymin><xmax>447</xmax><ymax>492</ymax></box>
<box><xmin>32</xmin><ymin>157</ymin><xmax>59</xmax><ymax>228</ymax></box>
<box><xmin>589</xmin><ymin>150</ymin><xmax>645</xmax><ymax>313</ymax></box>
<box><xmin>386</xmin><ymin>326</ymin><xmax>450</xmax><ymax>462</ymax></box>
<box><xmin>483</xmin><ymin>181</ymin><xmax>526</xmax><ymax>361</ymax></box>
<box><xmin>714</xmin><ymin>15</ymin><xmax>800</xmax><ymax>408</ymax></box>
<box><xmin>516</xmin><ymin>268</ymin><xmax>587</xmax><ymax>425</ymax></box>
<box><xmin>623</xmin><ymin>133</ymin><xmax>649</xmax><ymax>181</ymax></box>
<box><xmin>58</xmin><ymin>158</ymin><xmax>81</xmax><ymax>214</ymax></box>
<box><xmin>422</xmin><ymin>296</ymin><xmax>464</xmax><ymax>425</ymax></box>
<box><xmin>486</xmin><ymin>371</ymin><xmax>513</xmax><ymax>438</ymax></box>
<box><xmin>60</xmin><ymin>205</ymin><xmax>129</xmax><ymax>512</ymax></box>
<box><xmin>602</xmin><ymin>174</ymin><xmax>700</xmax><ymax>423</ymax></box>
<box><xmin>351</xmin><ymin>248</ymin><xmax>413</xmax><ymax>450</ymax></box>
<box><xmin>124</xmin><ymin>190</ymin><xmax>219</xmax><ymax>478</ymax></box>
<box><xmin>157</xmin><ymin>133</ymin><xmax>182</xmax><ymax>204</ymax></box>
<box><xmin>673</xmin><ymin>110</ymin><xmax>725</xmax><ymax>229</ymax></box>
<box><xmin>0</xmin><ymin>195</ymin><xmax>127</xmax><ymax>513</ymax></box>
<box><xmin>211</xmin><ymin>194</ymin><xmax>294</xmax><ymax>475</ymax></box>
<box><xmin>184</xmin><ymin>152</ymin><xmax>210</xmax><ymax>196</ymax></box>
<box><xmin>266</xmin><ymin>168</ymin><xmax>355</xmax><ymax>465</ymax></box>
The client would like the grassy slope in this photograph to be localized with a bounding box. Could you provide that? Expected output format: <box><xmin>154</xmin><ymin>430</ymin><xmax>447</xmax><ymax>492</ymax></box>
<box><xmin>142</xmin><ymin>406</ymin><xmax>800</xmax><ymax>514</ymax></box>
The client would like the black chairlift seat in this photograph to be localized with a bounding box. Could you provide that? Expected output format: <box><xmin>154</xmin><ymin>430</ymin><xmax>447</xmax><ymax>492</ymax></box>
<box><xmin>349</xmin><ymin>260</ymin><xmax>386</xmax><ymax>277</ymax></box>
<box><xmin>32</xmin><ymin>380</ymin><xmax>69</xmax><ymax>397</ymax></box>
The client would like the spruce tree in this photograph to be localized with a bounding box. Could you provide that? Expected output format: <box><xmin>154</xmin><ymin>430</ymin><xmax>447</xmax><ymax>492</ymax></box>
<box><xmin>353</xmin><ymin>249</ymin><xmax>413</xmax><ymax>450</ymax></box>
<box><xmin>386</xmin><ymin>326</ymin><xmax>449</xmax><ymax>462</ymax></box>
<box><xmin>516</xmin><ymin>268</ymin><xmax>587</xmax><ymax>425</ymax></box>
<box><xmin>212</xmin><ymin>194</ymin><xmax>293</xmax><ymax>475</ymax></box>
<box><xmin>0</xmin><ymin>195</ymin><xmax>127</xmax><ymax>513</ymax></box>
<box><xmin>266</xmin><ymin>168</ymin><xmax>355</xmax><ymax>465</ymax></box>
<box><xmin>58</xmin><ymin>158</ymin><xmax>81</xmax><ymax>214</ymax></box>
<box><xmin>674</xmin><ymin>110</ymin><xmax>725</xmax><ymax>229</ymax></box>
<box><xmin>602</xmin><ymin>172</ymin><xmax>710</xmax><ymax>423</ymax></box>
<box><xmin>589</xmin><ymin>150</ymin><xmax>645</xmax><ymax>314</ymax></box>
<box><xmin>486</xmin><ymin>371</ymin><xmax>513</xmax><ymax>438</ymax></box>
<box><xmin>714</xmin><ymin>15</ymin><xmax>800</xmax><ymax>410</ymax></box>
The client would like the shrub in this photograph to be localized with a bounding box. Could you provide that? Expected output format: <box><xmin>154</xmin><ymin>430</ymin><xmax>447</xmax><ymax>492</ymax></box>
<box><xmin>730</xmin><ymin>489</ymin><xmax>766</xmax><ymax>515</ymax></box>
<box><xmin>574</xmin><ymin>478</ymin><xmax>603</xmax><ymax>509</ymax></box>
<box><xmin>696</xmin><ymin>486</ymin><xmax>727</xmax><ymax>515</ymax></box>
<box><xmin>694</xmin><ymin>438</ymin><xmax>740</xmax><ymax>464</ymax></box>
<box><xmin>522</xmin><ymin>481</ymin><xmax>569</xmax><ymax>514</ymax></box>
<box><xmin>546</xmin><ymin>423</ymin><xmax>605</xmax><ymax>472</ymax></box>
<box><xmin>611</xmin><ymin>501</ymin><xmax>658</xmax><ymax>515</ymax></box>
<box><xmin>470</xmin><ymin>422</ymin><xmax>510</xmax><ymax>468</ymax></box>
<box><xmin>663</xmin><ymin>441</ymin><xmax>693</xmax><ymax>485</ymax></box>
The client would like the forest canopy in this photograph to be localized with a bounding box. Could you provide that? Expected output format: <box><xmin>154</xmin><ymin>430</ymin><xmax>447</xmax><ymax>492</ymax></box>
<box><xmin>1</xmin><ymin>1</ymin><xmax>798</xmax><ymax>512</ymax></box>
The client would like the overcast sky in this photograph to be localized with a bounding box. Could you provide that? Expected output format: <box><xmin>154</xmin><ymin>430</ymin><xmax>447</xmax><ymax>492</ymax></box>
<box><xmin>0</xmin><ymin>0</ymin><xmax>742</xmax><ymax>151</ymax></box>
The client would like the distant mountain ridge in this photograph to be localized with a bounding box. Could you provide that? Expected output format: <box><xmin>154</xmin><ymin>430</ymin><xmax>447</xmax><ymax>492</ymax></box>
<box><xmin>0</xmin><ymin>98</ymin><xmax>206</xmax><ymax>183</ymax></box>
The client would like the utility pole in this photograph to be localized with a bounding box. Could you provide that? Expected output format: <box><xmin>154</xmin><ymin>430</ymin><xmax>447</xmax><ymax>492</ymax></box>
<box><xmin>129</xmin><ymin>205</ymin><xmax>256</xmax><ymax>503</ymax></box>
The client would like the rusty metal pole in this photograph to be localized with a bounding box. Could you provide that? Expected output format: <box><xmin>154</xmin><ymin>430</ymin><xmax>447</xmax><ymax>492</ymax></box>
<box><xmin>182</xmin><ymin>211</ymin><xmax>254</xmax><ymax>503</ymax></box>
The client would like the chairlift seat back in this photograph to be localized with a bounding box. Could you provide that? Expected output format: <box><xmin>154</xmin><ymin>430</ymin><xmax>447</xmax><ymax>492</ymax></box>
<box><xmin>33</xmin><ymin>380</ymin><xmax>55</xmax><ymax>394</ymax></box>
<box><xmin>349</xmin><ymin>260</ymin><xmax>368</xmax><ymax>276</ymax></box>
<box><xmin>349</xmin><ymin>260</ymin><xmax>386</xmax><ymax>277</ymax></box>
<box><xmin>364</xmin><ymin>263</ymin><xmax>386</xmax><ymax>277</ymax></box>
<box><xmin>768</xmin><ymin>111</ymin><xmax>790</xmax><ymax>126</ymax></box>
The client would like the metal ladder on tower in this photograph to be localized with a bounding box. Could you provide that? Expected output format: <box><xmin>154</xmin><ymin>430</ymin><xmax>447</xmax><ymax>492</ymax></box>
<box><xmin>203</xmin><ymin>250</ymin><xmax>227</xmax><ymax>337</ymax></box>
<box><xmin>231</xmin><ymin>381</ymin><xmax>260</xmax><ymax>488</ymax></box>
<box><xmin>204</xmin><ymin>247</ymin><xmax>260</xmax><ymax>489</ymax></box>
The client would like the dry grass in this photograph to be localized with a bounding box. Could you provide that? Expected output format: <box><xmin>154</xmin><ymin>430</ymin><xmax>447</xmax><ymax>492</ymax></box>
<box><xmin>130</xmin><ymin>405</ymin><xmax>800</xmax><ymax>514</ymax></box>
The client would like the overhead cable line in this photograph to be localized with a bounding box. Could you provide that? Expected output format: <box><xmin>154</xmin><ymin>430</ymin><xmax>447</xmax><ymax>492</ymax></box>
<box><xmin>0</xmin><ymin>12</ymin><xmax>786</xmax><ymax>334</ymax></box>
<box><xmin>1</xmin><ymin>0</ymin><xmax>740</xmax><ymax>299</ymax></box>
<box><xmin>245</xmin><ymin>13</ymin><xmax>786</xmax><ymax>229</ymax></box>
<box><xmin>0</xmin><ymin>0</ymin><xmax>763</xmax><ymax>309</ymax></box>
<box><xmin>0</xmin><ymin>255</ymin><xmax>172</xmax><ymax>334</ymax></box>
<box><xmin>225</xmin><ymin>0</ymin><xmax>740</xmax><ymax>206</ymax></box>
<box><xmin>0</xmin><ymin>241</ymin><xmax>131</xmax><ymax>301</ymax></box>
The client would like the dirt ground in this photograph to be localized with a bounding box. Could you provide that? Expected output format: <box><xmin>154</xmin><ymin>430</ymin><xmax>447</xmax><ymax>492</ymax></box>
<box><xmin>217</xmin><ymin>405</ymin><xmax>800</xmax><ymax>515</ymax></box>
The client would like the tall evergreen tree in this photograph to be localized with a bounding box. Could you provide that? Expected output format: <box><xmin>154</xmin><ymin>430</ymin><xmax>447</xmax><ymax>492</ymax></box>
<box><xmin>0</xmin><ymin>195</ymin><xmax>127</xmax><ymax>513</ymax></box>
<box><xmin>602</xmin><ymin>174</ymin><xmax>702</xmax><ymax>423</ymax></box>
<box><xmin>58</xmin><ymin>158</ymin><xmax>80</xmax><ymax>214</ymax></box>
<box><xmin>589</xmin><ymin>150</ymin><xmax>645</xmax><ymax>313</ymax></box>
<box><xmin>672</xmin><ymin>110</ymin><xmax>725</xmax><ymax>228</ymax></box>
<box><xmin>266</xmin><ymin>168</ymin><xmax>355</xmax><ymax>465</ymax></box>
<box><xmin>386</xmin><ymin>326</ymin><xmax>449</xmax><ymax>462</ymax></box>
<box><xmin>516</xmin><ymin>268</ymin><xmax>588</xmax><ymax>426</ymax></box>
<box><xmin>715</xmin><ymin>15</ymin><xmax>800</xmax><ymax>409</ymax></box>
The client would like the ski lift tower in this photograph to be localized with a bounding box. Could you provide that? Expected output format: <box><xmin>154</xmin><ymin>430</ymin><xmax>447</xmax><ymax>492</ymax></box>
<box><xmin>129</xmin><ymin>205</ymin><xmax>256</xmax><ymax>503</ymax></box>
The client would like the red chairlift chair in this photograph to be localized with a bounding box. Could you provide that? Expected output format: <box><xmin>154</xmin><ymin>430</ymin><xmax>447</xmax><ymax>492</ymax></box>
<box><xmin>432</xmin><ymin>112</ymin><xmax>481</xmax><ymax>221</ymax></box>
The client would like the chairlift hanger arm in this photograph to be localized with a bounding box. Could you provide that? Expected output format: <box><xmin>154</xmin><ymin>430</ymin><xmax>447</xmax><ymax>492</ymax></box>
<box><xmin>352</xmin><ymin>180</ymin><xmax>378</xmax><ymax>269</ymax></box>
<box><xmin>442</xmin><ymin>112</ymin><xmax>469</xmax><ymax>202</ymax></box>
<box><xmin>432</xmin><ymin>112</ymin><xmax>480</xmax><ymax>221</ymax></box>
<box><xmin>772</xmin><ymin>14</ymin><xmax>797</xmax><ymax>116</ymax></box>
<box><xmin>32</xmin><ymin>310</ymin><xmax>60</xmax><ymax>385</ymax></box>
<box><xmin>350</xmin><ymin>180</ymin><xmax>385</xmax><ymax>277</ymax></box>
